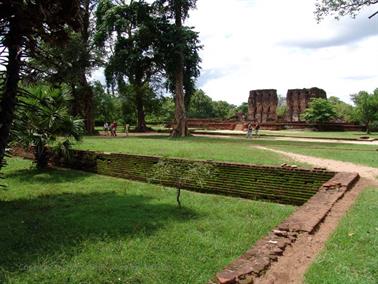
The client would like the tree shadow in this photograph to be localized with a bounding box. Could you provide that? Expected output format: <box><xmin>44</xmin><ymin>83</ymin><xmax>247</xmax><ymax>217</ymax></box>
<box><xmin>4</xmin><ymin>167</ymin><xmax>90</xmax><ymax>185</ymax></box>
<box><xmin>0</xmin><ymin>191</ymin><xmax>200</xmax><ymax>276</ymax></box>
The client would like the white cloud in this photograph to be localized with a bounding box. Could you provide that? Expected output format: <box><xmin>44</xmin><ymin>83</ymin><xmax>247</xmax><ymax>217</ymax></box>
<box><xmin>188</xmin><ymin>0</ymin><xmax>378</xmax><ymax>104</ymax></box>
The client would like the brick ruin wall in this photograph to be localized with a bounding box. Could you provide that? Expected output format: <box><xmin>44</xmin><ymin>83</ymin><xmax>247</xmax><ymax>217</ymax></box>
<box><xmin>16</xmin><ymin>149</ymin><xmax>335</xmax><ymax>206</ymax></box>
<box><xmin>248</xmin><ymin>89</ymin><xmax>278</xmax><ymax>123</ymax></box>
<box><xmin>286</xmin><ymin>87</ymin><xmax>327</xmax><ymax>122</ymax></box>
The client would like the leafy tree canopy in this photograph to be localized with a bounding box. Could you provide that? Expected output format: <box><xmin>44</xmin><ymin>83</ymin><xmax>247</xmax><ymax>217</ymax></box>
<box><xmin>328</xmin><ymin>96</ymin><xmax>355</xmax><ymax>123</ymax></box>
<box><xmin>351</xmin><ymin>89</ymin><xmax>378</xmax><ymax>133</ymax></box>
<box><xmin>315</xmin><ymin>0</ymin><xmax>378</xmax><ymax>21</ymax></box>
<box><xmin>302</xmin><ymin>98</ymin><xmax>337</xmax><ymax>124</ymax></box>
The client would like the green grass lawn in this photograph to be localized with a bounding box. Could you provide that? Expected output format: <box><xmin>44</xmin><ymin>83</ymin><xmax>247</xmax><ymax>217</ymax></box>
<box><xmin>251</xmin><ymin>139</ymin><xmax>378</xmax><ymax>168</ymax></box>
<box><xmin>259</xmin><ymin>130</ymin><xmax>378</xmax><ymax>140</ymax></box>
<box><xmin>75</xmin><ymin>135</ymin><xmax>294</xmax><ymax>166</ymax></box>
<box><xmin>305</xmin><ymin>187</ymin><xmax>378</xmax><ymax>284</ymax></box>
<box><xmin>0</xmin><ymin>158</ymin><xmax>295</xmax><ymax>284</ymax></box>
<box><xmin>76</xmin><ymin>135</ymin><xmax>378</xmax><ymax>168</ymax></box>
<box><xmin>193</xmin><ymin>129</ymin><xmax>378</xmax><ymax>140</ymax></box>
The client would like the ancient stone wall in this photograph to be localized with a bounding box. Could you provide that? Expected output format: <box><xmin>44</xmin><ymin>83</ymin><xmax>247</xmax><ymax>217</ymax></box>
<box><xmin>248</xmin><ymin>89</ymin><xmax>278</xmax><ymax>123</ymax></box>
<box><xmin>286</xmin><ymin>87</ymin><xmax>327</xmax><ymax>122</ymax></box>
<box><xmin>13</xmin><ymin>148</ymin><xmax>335</xmax><ymax>206</ymax></box>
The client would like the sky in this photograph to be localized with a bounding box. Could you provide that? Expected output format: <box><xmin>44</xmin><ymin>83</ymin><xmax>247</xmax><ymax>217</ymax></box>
<box><xmin>93</xmin><ymin>0</ymin><xmax>378</xmax><ymax>105</ymax></box>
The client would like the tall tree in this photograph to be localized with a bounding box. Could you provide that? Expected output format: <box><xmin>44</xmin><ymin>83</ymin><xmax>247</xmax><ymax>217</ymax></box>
<box><xmin>156</xmin><ymin>0</ymin><xmax>199</xmax><ymax>137</ymax></box>
<box><xmin>351</xmin><ymin>89</ymin><xmax>378</xmax><ymax>134</ymax></box>
<box><xmin>25</xmin><ymin>0</ymin><xmax>99</xmax><ymax>134</ymax></box>
<box><xmin>315</xmin><ymin>0</ymin><xmax>378</xmax><ymax>21</ymax></box>
<box><xmin>0</xmin><ymin>0</ymin><xmax>81</xmax><ymax>172</ymax></box>
<box><xmin>95</xmin><ymin>0</ymin><xmax>162</xmax><ymax>132</ymax></box>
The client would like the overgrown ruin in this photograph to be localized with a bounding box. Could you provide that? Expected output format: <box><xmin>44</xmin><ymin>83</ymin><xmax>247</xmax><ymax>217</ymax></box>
<box><xmin>247</xmin><ymin>87</ymin><xmax>327</xmax><ymax>123</ymax></box>
<box><xmin>247</xmin><ymin>89</ymin><xmax>278</xmax><ymax>123</ymax></box>
<box><xmin>286</xmin><ymin>87</ymin><xmax>327</xmax><ymax>122</ymax></box>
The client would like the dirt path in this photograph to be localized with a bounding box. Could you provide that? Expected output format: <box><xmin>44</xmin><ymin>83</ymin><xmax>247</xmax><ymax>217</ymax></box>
<box><xmin>251</xmin><ymin>146</ymin><xmax>378</xmax><ymax>283</ymax></box>
<box><xmin>255</xmin><ymin>146</ymin><xmax>378</xmax><ymax>181</ymax></box>
<box><xmin>256</xmin><ymin>178</ymin><xmax>374</xmax><ymax>284</ymax></box>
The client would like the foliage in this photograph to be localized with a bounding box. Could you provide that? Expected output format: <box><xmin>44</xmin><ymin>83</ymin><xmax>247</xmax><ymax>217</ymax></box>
<box><xmin>328</xmin><ymin>96</ymin><xmax>355</xmax><ymax>123</ymax></box>
<box><xmin>24</xmin><ymin>0</ymin><xmax>101</xmax><ymax>133</ymax></box>
<box><xmin>351</xmin><ymin>89</ymin><xmax>378</xmax><ymax>133</ymax></box>
<box><xmin>156</xmin><ymin>22</ymin><xmax>202</xmax><ymax>109</ymax></box>
<box><xmin>188</xmin><ymin>89</ymin><xmax>237</xmax><ymax>119</ymax></box>
<box><xmin>95</xmin><ymin>0</ymin><xmax>164</xmax><ymax>131</ymax></box>
<box><xmin>213</xmin><ymin>101</ymin><xmax>237</xmax><ymax>119</ymax></box>
<box><xmin>92</xmin><ymin>81</ymin><xmax>122</xmax><ymax>125</ymax></box>
<box><xmin>277</xmin><ymin>105</ymin><xmax>288</xmax><ymax>121</ymax></box>
<box><xmin>236</xmin><ymin>102</ymin><xmax>249</xmax><ymax>117</ymax></box>
<box><xmin>302</xmin><ymin>98</ymin><xmax>337</xmax><ymax>124</ymax></box>
<box><xmin>315</xmin><ymin>0</ymin><xmax>378</xmax><ymax>21</ymax></box>
<box><xmin>146</xmin><ymin>96</ymin><xmax>176</xmax><ymax>123</ymax></box>
<box><xmin>155</xmin><ymin>0</ymin><xmax>201</xmax><ymax>137</ymax></box>
<box><xmin>11</xmin><ymin>85</ymin><xmax>84</xmax><ymax>169</ymax></box>
<box><xmin>149</xmin><ymin>159</ymin><xmax>214</xmax><ymax>207</ymax></box>
<box><xmin>0</xmin><ymin>0</ymin><xmax>82</xmax><ymax>175</ymax></box>
<box><xmin>188</xmin><ymin>89</ymin><xmax>214</xmax><ymax>118</ymax></box>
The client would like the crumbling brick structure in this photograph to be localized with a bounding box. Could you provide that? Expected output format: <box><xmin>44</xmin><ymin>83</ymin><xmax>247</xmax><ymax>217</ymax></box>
<box><xmin>248</xmin><ymin>89</ymin><xmax>278</xmax><ymax>123</ymax></box>
<box><xmin>286</xmin><ymin>87</ymin><xmax>327</xmax><ymax>122</ymax></box>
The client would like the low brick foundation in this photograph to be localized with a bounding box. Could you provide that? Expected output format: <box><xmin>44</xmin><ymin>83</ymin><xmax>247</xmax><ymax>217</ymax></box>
<box><xmin>167</xmin><ymin>119</ymin><xmax>365</xmax><ymax>132</ymax></box>
<box><xmin>13</xmin><ymin>148</ymin><xmax>334</xmax><ymax>206</ymax></box>
<box><xmin>211</xmin><ymin>172</ymin><xmax>359</xmax><ymax>284</ymax></box>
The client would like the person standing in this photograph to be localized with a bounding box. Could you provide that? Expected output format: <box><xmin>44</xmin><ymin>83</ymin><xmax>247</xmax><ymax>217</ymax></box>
<box><xmin>246</xmin><ymin>122</ymin><xmax>253</xmax><ymax>139</ymax></box>
<box><xmin>124</xmin><ymin>123</ymin><xmax>129</xmax><ymax>136</ymax></box>
<box><xmin>255</xmin><ymin>121</ymin><xmax>260</xmax><ymax>136</ymax></box>
<box><xmin>103</xmin><ymin>122</ymin><xmax>109</xmax><ymax>136</ymax></box>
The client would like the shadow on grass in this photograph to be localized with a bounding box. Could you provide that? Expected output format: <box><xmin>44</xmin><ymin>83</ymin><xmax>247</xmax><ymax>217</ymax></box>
<box><xmin>4</xmin><ymin>167</ymin><xmax>90</xmax><ymax>184</ymax></box>
<box><xmin>0</xmin><ymin>174</ymin><xmax>199</xmax><ymax>277</ymax></box>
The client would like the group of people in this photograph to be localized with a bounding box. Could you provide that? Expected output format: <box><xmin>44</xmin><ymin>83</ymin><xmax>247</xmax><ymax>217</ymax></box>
<box><xmin>246</xmin><ymin>121</ymin><xmax>260</xmax><ymax>139</ymax></box>
<box><xmin>103</xmin><ymin>121</ymin><xmax>129</xmax><ymax>137</ymax></box>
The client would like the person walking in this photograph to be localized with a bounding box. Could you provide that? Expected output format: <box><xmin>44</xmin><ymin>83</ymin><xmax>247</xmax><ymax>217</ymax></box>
<box><xmin>246</xmin><ymin>122</ymin><xmax>253</xmax><ymax>139</ymax></box>
<box><xmin>111</xmin><ymin>121</ymin><xmax>117</xmax><ymax>136</ymax></box>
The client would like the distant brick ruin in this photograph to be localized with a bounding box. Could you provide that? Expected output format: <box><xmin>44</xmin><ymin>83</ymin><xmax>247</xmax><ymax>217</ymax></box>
<box><xmin>248</xmin><ymin>89</ymin><xmax>278</xmax><ymax>123</ymax></box>
<box><xmin>286</xmin><ymin>88</ymin><xmax>327</xmax><ymax>122</ymax></box>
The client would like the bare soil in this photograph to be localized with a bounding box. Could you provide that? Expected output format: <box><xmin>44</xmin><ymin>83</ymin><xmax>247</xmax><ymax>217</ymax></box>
<box><xmin>255</xmin><ymin>178</ymin><xmax>374</xmax><ymax>284</ymax></box>
<box><xmin>252</xmin><ymin>146</ymin><xmax>378</xmax><ymax>284</ymax></box>
<box><xmin>255</xmin><ymin>146</ymin><xmax>378</xmax><ymax>181</ymax></box>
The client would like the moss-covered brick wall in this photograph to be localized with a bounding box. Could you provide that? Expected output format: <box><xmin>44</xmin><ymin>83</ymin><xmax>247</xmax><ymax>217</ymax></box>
<box><xmin>51</xmin><ymin>150</ymin><xmax>335</xmax><ymax>205</ymax></box>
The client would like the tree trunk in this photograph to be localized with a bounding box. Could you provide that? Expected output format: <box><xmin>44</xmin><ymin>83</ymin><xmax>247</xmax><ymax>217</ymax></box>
<box><xmin>79</xmin><ymin>0</ymin><xmax>94</xmax><ymax>135</ymax></box>
<box><xmin>171</xmin><ymin>3</ymin><xmax>188</xmax><ymax>137</ymax></box>
<box><xmin>70</xmin><ymin>83</ymin><xmax>81</xmax><ymax>117</ymax></box>
<box><xmin>0</xmin><ymin>20</ymin><xmax>22</xmax><ymax>171</ymax></box>
<box><xmin>80</xmin><ymin>73</ymin><xmax>94</xmax><ymax>134</ymax></box>
<box><xmin>135</xmin><ymin>85</ymin><xmax>147</xmax><ymax>132</ymax></box>
<box><xmin>366</xmin><ymin>121</ymin><xmax>370</xmax><ymax>134</ymax></box>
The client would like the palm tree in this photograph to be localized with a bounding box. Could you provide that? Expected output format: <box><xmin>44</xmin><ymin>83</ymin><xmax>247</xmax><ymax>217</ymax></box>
<box><xmin>12</xmin><ymin>85</ymin><xmax>84</xmax><ymax>170</ymax></box>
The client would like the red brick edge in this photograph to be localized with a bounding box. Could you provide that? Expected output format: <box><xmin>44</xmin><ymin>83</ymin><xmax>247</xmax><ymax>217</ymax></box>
<box><xmin>211</xmin><ymin>172</ymin><xmax>360</xmax><ymax>284</ymax></box>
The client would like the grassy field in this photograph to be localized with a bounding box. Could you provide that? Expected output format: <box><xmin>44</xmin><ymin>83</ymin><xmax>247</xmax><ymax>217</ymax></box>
<box><xmin>0</xmin><ymin>158</ymin><xmax>295</xmax><ymax>284</ymax></box>
<box><xmin>192</xmin><ymin>129</ymin><xmax>378</xmax><ymax>140</ymax></box>
<box><xmin>252</xmin><ymin>139</ymin><xmax>378</xmax><ymax>168</ymax></box>
<box><xmin>76</xmin><ymin>135</ymin><xmax>377</xmax><ymax>168</ymax></box>
<box><xmin>305</xmin><ymin>187</ymin><xmax>378</xmax><ymax>284</ymax></box>
<box><xmin>259</xmin><ymin>130</ymin><xmax>378</xmax><ymax>140</ymax></box>
<box><xmin>75</xmin><ymin>135</ymin><xmax>294</xmax><ymax>166</ymax></box>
